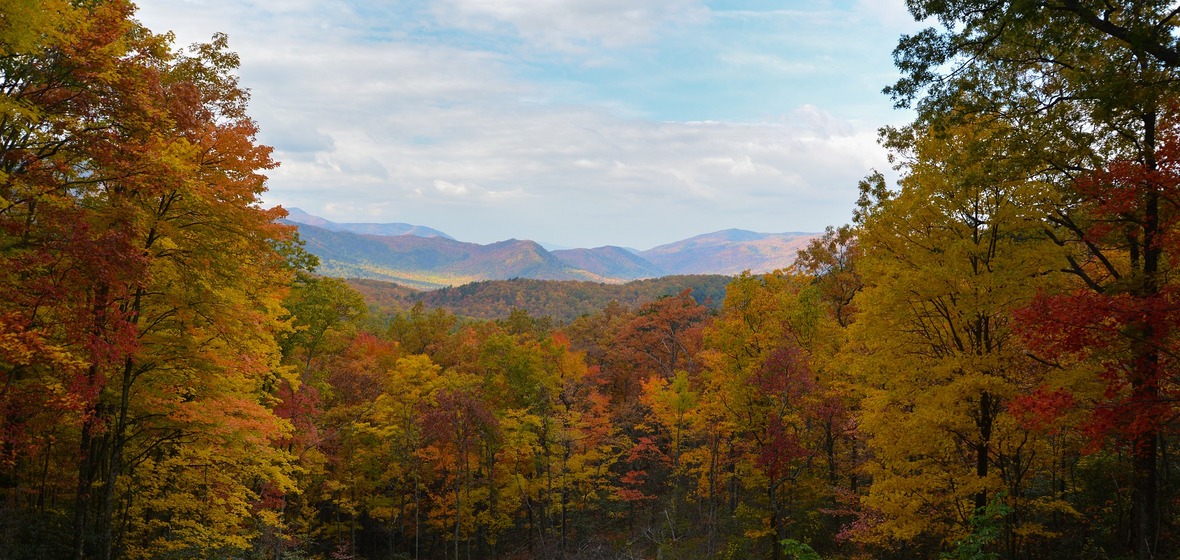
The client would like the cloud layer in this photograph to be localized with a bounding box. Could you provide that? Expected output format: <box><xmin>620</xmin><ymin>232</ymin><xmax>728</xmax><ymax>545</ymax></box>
<box><xmin>135</xmin><ymin>0</ymin><xmax>921</xmax><ymax>248</ymax></box>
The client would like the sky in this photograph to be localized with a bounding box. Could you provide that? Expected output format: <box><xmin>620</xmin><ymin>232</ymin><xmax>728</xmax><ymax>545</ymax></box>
<box><xmin>134</xmin><ymin>0</ymin><xmax>925</xmax><ymax>250</ymax></box>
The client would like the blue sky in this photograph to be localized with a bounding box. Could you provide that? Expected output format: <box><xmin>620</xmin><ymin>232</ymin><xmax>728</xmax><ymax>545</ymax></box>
<box><xmin>135</xmin><ymin>0</ymin><xmax>923</xmax><ymax>249</ymax></box>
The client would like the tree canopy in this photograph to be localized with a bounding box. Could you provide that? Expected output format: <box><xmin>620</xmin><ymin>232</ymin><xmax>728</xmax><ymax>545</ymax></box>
<box><xmin>5</xmin><ymin>1</ymin><xmax>1180</xmax><ymax>559</ymax></box>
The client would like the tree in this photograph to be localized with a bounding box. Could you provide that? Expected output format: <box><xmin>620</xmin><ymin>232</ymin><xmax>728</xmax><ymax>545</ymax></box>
<box><xmin>848</xmin><ymin>119</ymin><xmax>1058</xmax><ymax>556</ymax></box>
<box><xmin>281</xmin><ymin>274</ymin><xmax>368</xmax><ymax>378</ymax></box>
<box><xmin>352</xmin><ymin>354</ymin><xmax>443</xmax><ymax>559</ymax></box>
<box><xmin>888</xmin><ymin>3</ymin><xmax>1180</xmax><ymax>557</ymax></box>
<box><xmin>793</xmin><ymin>224</ymin><xmax>866</xmax><ymax>514</ymax></box>
<box><xmin>1014</xmin><ymin>108</ymin><xmax>1180</xmax><ymax>556</ymax></box>
<box><xmin>607</xmin><ymin>290</ymin><xmax>709</xmax><ymax>409</ymax></box>
<box><xmin>697</xmin><ymin>271</ymin><xmax>842</xmax><ymax>559</ymax></box>
<box><xmin>419</xmin><ymin>380</ymin><xmax>499</xmax><ymax>560</ymax></box>
<box><xmin>793</xmin><ymin>224</ymin><xmax>863</xmax><ymax>329</ymax></box>
<box><xmin>0</xmin><ymin>3</ymin><xmax>298</xmax><ymax>558</ymax></box>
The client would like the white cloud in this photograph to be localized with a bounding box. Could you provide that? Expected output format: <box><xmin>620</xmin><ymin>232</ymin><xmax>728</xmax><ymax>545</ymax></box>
<box><xmin>432</xmin><ymin>180</ymin><xmax>469</xmax><ymax>196</ymax></box>
<box><xmin>434</xmin><ymin>0</ymin><xmax>708</xmax><ymax>51</ymax></box>
<box><xmin>716</xmin><ymin>52</ymin><xmax>818</xmax><ymax>76</ymax></box>
<box><xmin>853</xmin><ymin>0</ymin><xmax>928</xmax><ymax>31</ymax></box>
<box><xmin>267</xmin><ymin>98</ymin><xmax>887</xmax><ymax>245</ymax></box>
<box><xmin>134</xmin><ymin>0</ymin><xmax>906</xmax><ymax>248</ymax></box>
<box><xmin>429</xmin><ymin>179</ymin><xmax>526</xmax><ymax>201</ymax></box>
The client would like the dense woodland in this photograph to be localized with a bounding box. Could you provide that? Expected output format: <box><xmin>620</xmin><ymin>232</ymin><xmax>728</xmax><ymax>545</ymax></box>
<box><xmin>4</xmin><ymin>1</ymin><xmax>1180</xmax><ymax>559</ymax></box>
<box><xmin>347</xmin><ymin>276</ymin><xmax>731</xmax><ymax>324</ymax></box>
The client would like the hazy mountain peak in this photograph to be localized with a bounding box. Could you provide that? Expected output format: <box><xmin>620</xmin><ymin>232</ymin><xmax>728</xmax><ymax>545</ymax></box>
<box><xmin>284</xmin><ymin>208</ymin><xmax>454</xmax><ymax>240</ymax></box>
<box><xmin>689</xmin><ymin>229</ymin><xmax>769</xmax><ymax>243</ymax></box>
<box><xmin>284</xmin><ymin>210</ymin><xmax>819</xmax><ymax>288</ymax></box>
<box><xmin>285</xmin><ymin>207</ymin><xmax>331</xmax><ymax>227</ymax></box>
<box><xmin>641</xmin><ymin>230</ymin><xmax>818</xmax><ymax>276</ymax></box>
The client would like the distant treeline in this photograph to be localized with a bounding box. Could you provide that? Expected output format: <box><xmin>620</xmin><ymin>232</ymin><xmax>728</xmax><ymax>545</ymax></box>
<box><xmin>347</xmin><ymin>275</ymin><xmax>733</xmax><ymax>324</ymax></box>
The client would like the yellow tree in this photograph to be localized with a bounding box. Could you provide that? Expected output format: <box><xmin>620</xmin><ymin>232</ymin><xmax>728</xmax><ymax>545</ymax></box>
<box><xmin>887</xmin><ymin>3</ymin><xmax>1180</xmax><ymax>555</ymax></box>
<box><xmin>697</xmin><ymin>271</ymin><xmax>840</xmax><ymax>559</ymax></box>
<box><xmin>351</xmin><ymin>354</ymin><xmax>443</xmax><ymax>558</ymax></box>
<box><xmin>474</xmin><ymin>325</ymin><xmax>617</xmax><ymax>556</ymax></box>
<box><xmin>848</xmin><ymin>120</ymin><xmax>1063</xmax><ymax>555</ymax></box>
<box><xmin>792</xmin><ymin>224</ymin><xmax>865</xmax><ymax>509</ymax></box>
<box><xmin>418</xmin><ymin>369</ymin><xmax>499</xmax><ymax>560</ymax></box>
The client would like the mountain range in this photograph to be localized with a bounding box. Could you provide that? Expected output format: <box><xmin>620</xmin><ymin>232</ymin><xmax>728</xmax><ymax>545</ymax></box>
<box><xmin>284</xmin><ymin>209</ymin><xmax>817</xmax><ymax>289</ymax></box>
<box><xmin>285</xmin><ymin>207</ymin><xmax>454</xmax><ymax>239</ymax></box>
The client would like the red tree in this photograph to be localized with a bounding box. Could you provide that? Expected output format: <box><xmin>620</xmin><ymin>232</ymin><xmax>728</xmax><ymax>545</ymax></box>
<box><xmin>1017</xmin><ymin>108</ymin><xmax>1180</xmax><ymax>556</ymax></box>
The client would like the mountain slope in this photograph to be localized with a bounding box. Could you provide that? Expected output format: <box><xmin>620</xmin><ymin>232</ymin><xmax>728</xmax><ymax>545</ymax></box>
<box><xmin>284</xmin><ymin>210</ymin><xmax>819</xmax><ymax>287</ymax></box>
<box><xmin>551</xmin><ymin>246</ymin><xmax>666</xmax><ymax>280</ymax></box>
<box><xmin>290</xmin><ymin>222</ymin><xmax>607</xmax><ymax>289</ymax></box>
<box><xmin>640</xmin><ymin>229</ymin><xmax>816</xmax><ymax>275</ymax></box>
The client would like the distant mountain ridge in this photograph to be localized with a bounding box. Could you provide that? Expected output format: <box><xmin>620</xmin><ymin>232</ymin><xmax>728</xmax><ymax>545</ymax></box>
<box><xmin>286</xmin><ymin>207</ymin><xmax>454</xmax><ymax>239</ymax></box>
<box><xmin>282</xmin><ymin>209</ymin><xmax>817</xmax><ymax>288</ymax></box>
<box><xmin>642</xmin><ymin>229</ymin><xmax>816</xmax><ymax>275</ymax></box>
<box><xmin>550</xmin><ymin>246</ymin><xmax>666</xmax><ymax>279</ymax></box>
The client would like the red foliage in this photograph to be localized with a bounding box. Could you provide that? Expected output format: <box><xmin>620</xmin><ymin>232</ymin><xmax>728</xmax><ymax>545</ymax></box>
<box><xmin>1017</xmin><ymin>288</ymin><xmax>1180</xmax><ymax>362</ymax></box>
<box><xmin>616</xmin><ymin>470</ymin><xmax>657</xmax><ymax>503</ymax></box>
<box><xmin>627</xmin><ymin>435</ymin><xmax>671</xmax><ymax>465</ymax></box>
<box><xmin>1016</xmin><ymin>295</ymin><xmax>1178</xmax><ymax>455</ymax></box>
<box><xmin>749</xmin><ymin>345</ymin><xmax>820</xmax><ymax>480</ymax></box>
<box><xmin>1014</xmin><ymin>108</ymin><xmax>1180</xmax><ymax>456</ymax></box>
<box><xmin>1009</xmin><ymin>386</ymin><xmax>1076</xmax><ymax>435</ymax></box>
<box><xmin>753</xmin><ymin>345</ymin><xmax>815</xmax><ymax>397</ymax></box>
<box><xmin>326</xmin><ymin>332</ymin><xmax>398</xmax><ymax>405</ymax></box>
<box><xmin>418</xmin><ymin>388</ymin><xmax>500</xmax><ymax>452</ymax></box>
<box><xmin>274</xmin><ymin>380</ymin><xmax>322</xmax><ymax>450</ymax></box>
<box><xmin>613</xmin><ymin>289</ymin><xmax>710</xmax><ymax>380</ymax></box>
<box><xmin>756</xmin><ymin>417</ymin><xmax>810</xmax><ymax>480</ymax></box>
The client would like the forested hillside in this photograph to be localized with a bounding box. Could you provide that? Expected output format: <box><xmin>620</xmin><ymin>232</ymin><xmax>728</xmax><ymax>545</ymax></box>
<box><xmin>4</xmin><ymin>2</ymin><xmax>1180</xmax><ymax>560</ymax></box>
<box><xmin>347</xmin><ymin>276</ymin><xmax>732</xmax><ymax>323</ymax></box>
<box><xmin>293</xmin><ymin>222</ymin><xmax>602</xmax><ymax>289</ymax></box>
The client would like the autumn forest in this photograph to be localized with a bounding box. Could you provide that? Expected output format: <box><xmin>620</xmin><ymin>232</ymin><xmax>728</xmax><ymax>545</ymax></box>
<box><xmin>4</xmin><ymin>1</ymin><xmax>1180</xmax><ymax>559</ymax></box>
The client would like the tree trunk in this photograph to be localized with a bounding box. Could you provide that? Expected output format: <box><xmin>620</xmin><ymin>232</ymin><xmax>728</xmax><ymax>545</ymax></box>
<box><xmin>72</xmin><ymin>393</ymin><xmax>97</xmax><ymax>560</ymax></box>
<box><xmin>975</xmin><ymin>391</ymin><xmax>993</xmax><ymax>513</ymax></box>
<box><xmin>1132</xmin><ymin>111</ymin><xmax>1161</xmax><ymax>560</ymax></box>
<box><xmin>768</xmin><ymin>482</ymin><xmax>781</xmax><ymax>560</ymax></box>
<box><xmin>1131</xmin><ymin>384</ymin><xmax>1159</xmax><ymax>560</ymax></box>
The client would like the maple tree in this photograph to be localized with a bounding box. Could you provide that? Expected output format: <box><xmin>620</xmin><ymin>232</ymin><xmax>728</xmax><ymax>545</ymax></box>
<box><xmin>1014</xmin><ymin>108</ymin><xmax>1180</xmax><ymax>556</ymax></box>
